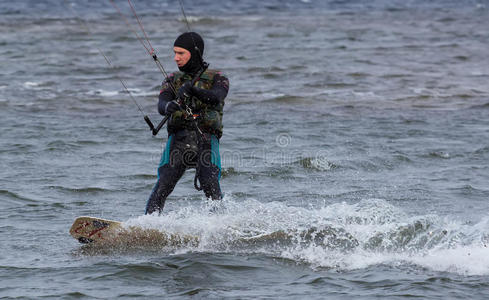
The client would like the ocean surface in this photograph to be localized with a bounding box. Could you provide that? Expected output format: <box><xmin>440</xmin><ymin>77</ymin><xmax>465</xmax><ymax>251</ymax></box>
<box><xmin>1</xmin><ymin>0</ymin><xmax>489</xmax><ymax>298</ymax></box>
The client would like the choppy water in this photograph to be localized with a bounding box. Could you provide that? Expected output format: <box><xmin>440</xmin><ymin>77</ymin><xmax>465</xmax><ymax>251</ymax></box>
<box><xmin>1</xmin><ymin>0</ymin><xmax>489</xmax><ymax>298</ymax></box>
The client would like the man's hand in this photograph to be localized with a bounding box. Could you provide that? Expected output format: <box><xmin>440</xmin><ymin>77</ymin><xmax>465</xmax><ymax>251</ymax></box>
<box><xmin>165</xmin><ymin>100</ymin><xmax>181</xmax><ymax>115</ymax></box>
<box><xmin>177</xmin><ymin>82</ymin><xmax>195</xmax><ymax>100</ymax></box>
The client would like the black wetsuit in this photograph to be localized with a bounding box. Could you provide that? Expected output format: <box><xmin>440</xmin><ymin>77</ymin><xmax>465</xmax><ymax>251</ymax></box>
<box><xmin>145</xmin><ymin>71</ymin><xmax>229</xmax><ymax>215</ymax></box>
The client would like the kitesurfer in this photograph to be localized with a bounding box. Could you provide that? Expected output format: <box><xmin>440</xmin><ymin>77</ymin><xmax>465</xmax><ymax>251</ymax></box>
<box><xmin>145</xmin><ymin>32</ymin><xmax>229</xmax><ymax>215</ymax></box>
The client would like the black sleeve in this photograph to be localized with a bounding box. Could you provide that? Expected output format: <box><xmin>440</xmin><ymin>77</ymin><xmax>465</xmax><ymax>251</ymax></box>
<box><xmin>193</xmin><ymin>73</ymin><xmax>229</xmax><ymax>106</ymax></box>
<box><xmin>158</xmin><ymin>75</ymin><xmax>176</xmax><ymax>115</ymax></box>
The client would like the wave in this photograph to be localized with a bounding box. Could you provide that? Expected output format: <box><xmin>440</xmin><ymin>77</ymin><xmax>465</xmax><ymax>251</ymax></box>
<box><xmin>427</xmin><ymin>151</ymin><xmax>451</xmax><ymax>159</ymax></box>
<box><xmin>85</xmin><ymin>89</ymin><xmax>119</xmax><ymax>97</ymax></box>
<box><xmin>84</xmin><ymin>88</ymin><xmax>156</xmax><ymax>98</ymax></box>
<box><xmin>297</xmin><ymin>157</ymin><xmax>337</xmax><ymax>171</ymax></box>
<box><xmin>470</xmin><ymin>102</ymin><xmax>489</xmax><ymax>109</ymax></box>
<box><xmin>0</xmin><ymin>189</ymin><xmax>38</xmax><ymax>203</ymax></box>
<box><xmin>22</xmin><ymin>81</ymin><xmax>56</xmax><ymax>89</ymax></box>
<box><xmin>474</xmin><ymin>146</ymin><xmax>489</xmax><ymax>155</ymax></box>
<box><xmin>77</xmin><ymin>198</ymin><xmax>489</xmax><ymax>275</ymax></box>
<box><xmin>220</xmin><ymin>167</ymin><xmax>239</xmax><ymax>178</ymax></box>
<box><xmin>263</xmin><ymin>95</ymin><xmax>309</xmax><ymax>103</ymax></box>
<box><xmin>47</xmin><ymin>186</ymin><xmax>110</xmax><ymax>193</ymax></box>
<box><xmin>176</xmin><ymin>16</ymin><xmax>224</xmax><ymax>25</ymax></box>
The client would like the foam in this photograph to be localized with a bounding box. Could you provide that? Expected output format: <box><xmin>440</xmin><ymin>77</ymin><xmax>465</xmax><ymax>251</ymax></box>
<box><xmin>124</xmin><ymin>197</ymin><xmax>489</xmax><ymax>275</ymax></box>
<box><xmin>23</xmin><ymin>81</ymin><xmax>41</xmax><ymax>88</ymax></box>
<box><xmin>86</xmin><ymin>89</ymin><xmax>119</xmax><ymax>97</ymax></box>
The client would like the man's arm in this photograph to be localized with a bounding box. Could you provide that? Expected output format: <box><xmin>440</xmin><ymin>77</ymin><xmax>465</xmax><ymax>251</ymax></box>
<box><xmin>158</xmin><ymin>75</ymin><xmax>176</xmax><ymax>115</ymax></box>
<box><xmin>192</xmin><ymin>73</ymin><xmax>229</xmax><ymax>106</ymax></box>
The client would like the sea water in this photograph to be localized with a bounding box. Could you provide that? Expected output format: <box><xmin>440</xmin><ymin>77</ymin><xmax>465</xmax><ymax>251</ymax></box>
<box><xmin>1</xmin><ymin>0</ymin><xmax>489</xmax><ymax>298</ymax></box>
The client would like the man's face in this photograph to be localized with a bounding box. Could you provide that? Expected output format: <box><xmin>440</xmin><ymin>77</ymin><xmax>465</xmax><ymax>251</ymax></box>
<box><xmin>174</xmin><ymin>47</ymin><xmax>191</xmax><ymax>68</ymax></box>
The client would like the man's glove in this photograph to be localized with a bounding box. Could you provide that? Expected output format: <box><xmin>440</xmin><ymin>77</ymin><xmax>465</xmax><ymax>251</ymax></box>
<box><xmin>165</xmin><ymin>100</ymin><xmax>181</xmax><ymax>115</ymax></box>
<box><xmin>177</xmin><ymin>82</ymin><xmax>195</xmax><ymax>100</ymax></box>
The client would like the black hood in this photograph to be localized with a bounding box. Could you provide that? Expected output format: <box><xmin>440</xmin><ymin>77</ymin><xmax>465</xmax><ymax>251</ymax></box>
<box><xmin>174</xmin><ymin>32</ymin><xmax>204</xmax><ymax>75</ymax></box>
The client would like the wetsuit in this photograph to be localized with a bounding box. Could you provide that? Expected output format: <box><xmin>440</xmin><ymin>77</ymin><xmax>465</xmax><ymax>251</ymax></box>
<box><xmin>145</xmin><ymin>69</ymin><xmax>229</xmax><ymax>215</ymax></box>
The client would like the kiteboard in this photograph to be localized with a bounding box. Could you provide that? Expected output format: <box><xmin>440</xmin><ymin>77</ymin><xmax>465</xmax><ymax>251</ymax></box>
<box><xmin>70</xmin><ymin>216</ymin><xmax>124</xmax><ymax>244</ymax></box>
<box><xmin>69</xmin><ymin>216</ymin><xmax>199</xmax><ymax>248</ymax></box>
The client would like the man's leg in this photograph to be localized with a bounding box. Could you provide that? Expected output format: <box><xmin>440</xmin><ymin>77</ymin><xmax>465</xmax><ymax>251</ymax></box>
<box><xmin>198</xmin><ymin>135</ymin><xmax>222</xmax><ymax>200</ymax></box>
<box><xmin>145</xmin><ymin>136</ymin><xmax>186</xmax><ymax>215</ymax></box>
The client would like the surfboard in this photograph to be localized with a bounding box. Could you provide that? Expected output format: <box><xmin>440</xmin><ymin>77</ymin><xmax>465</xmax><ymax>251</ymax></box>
<box><xmin>70</xmin><ymin>216</ymin><xmax>123</xmax><ymax>244</ymax></box>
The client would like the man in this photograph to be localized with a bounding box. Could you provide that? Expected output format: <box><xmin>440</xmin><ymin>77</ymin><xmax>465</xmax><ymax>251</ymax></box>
<box><xmin>145</xmin><ymin>32</ymin><xmax>229</xmax><ymax>215</ymax></box>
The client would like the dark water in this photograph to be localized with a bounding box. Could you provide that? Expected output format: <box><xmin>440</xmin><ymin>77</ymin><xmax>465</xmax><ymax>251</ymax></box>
<box><xmin>1</xmin><ymin>0</ymin><xmax>489</xmax><ymax>298</ymax></box>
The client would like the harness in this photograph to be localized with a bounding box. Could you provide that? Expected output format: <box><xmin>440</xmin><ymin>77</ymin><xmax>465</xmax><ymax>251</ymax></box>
<box><xmin>171</xmin><ymin>69</ymin><xmax>218</xmax><ymax>191</ymax></box>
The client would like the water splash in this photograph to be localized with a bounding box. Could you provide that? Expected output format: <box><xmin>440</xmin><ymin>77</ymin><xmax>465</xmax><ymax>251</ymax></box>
<box><xmin>101</xmin><ymin>197</ymin><xmax>489</xmax><ymax>275</ymax></box>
